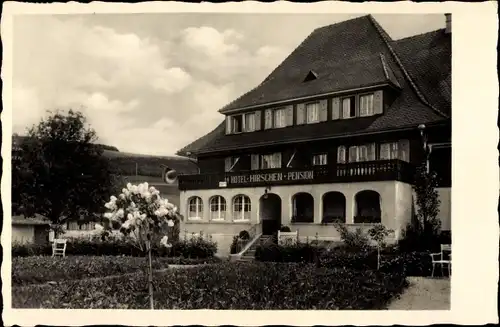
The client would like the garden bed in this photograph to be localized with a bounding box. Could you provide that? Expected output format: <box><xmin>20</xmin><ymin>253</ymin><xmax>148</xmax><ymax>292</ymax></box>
<box><xmin>12</xmin><ymin>262</ymin><xmax>408</xmax><ymax>309</ymax></box>
<box><xmin>12</xmin><ymin>255</ymin><xmax>221</xmax><ymax>286</ymax></box>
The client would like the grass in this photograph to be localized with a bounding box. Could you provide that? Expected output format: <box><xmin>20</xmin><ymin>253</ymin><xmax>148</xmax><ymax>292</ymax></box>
<box><xmin>12</xmin><ymin>261</ymin><xmax>408</xmax><ymax>309</ymax></box>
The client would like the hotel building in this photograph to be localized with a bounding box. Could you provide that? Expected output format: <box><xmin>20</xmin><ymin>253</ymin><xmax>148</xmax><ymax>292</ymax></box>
<box><xmin>176</xmin><ymin>15</ymin><xmax>452</xmax><ymax>255</ymax></box>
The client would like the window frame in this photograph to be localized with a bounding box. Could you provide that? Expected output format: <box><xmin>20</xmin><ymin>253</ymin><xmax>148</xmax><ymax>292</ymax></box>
<box><xmin>358</xmin><ymin>92</ymin><xmax>375</xmax><ymax>117</ymax></box>
<box><xmin>233</xmin><ymin>195</ymin><xmax>251</xmax><ymax>221</ymax></box>
<box><xmin>380</xmin><ymin>142</ymin><xmax>399</xmax><ymax>160</ymax></box>
<box><xmin>341</xmin><ymin>96</ymin><xmax>357</xmax><ymax>119</ymax></box>
<box><xmin>260</xmin><ymin>152</ymin><xmax>282</xmax><ymax>169</ymax></box>
<box><xmin>273</xmin><ymin>108</ymin><xmax>286</xmax><ymax>128</ymax></box>
<box><xmin>230</xmin><ymin>115</ymin><xmax>244</xmax><ymax>134</ymax></box>
<box><xmin>188</xmin><ymin>196</ymin><xmax>203</xmax><ymax>220</ymax></box>
<box><xmin>305</xmin><ymin>101</ymin><xmax>320</xmax><ymax>124</ymax></box>
<box><xmin>209</xmin><ymin>195</ymin><xmax>226</xmax><ymax>221</ymax></box>
<box><xmin>312</xmin><ymin>153</ymin><xmax>328</xmax><ymax>166</ymax></box>
<box><xmin>243</xmin><ymin>112</ymin><xmax>256</xmax><ymax>132</ymax></box>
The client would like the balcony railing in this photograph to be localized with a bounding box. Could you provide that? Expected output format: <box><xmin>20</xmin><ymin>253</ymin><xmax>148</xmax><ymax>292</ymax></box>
<box><xmin>178</xmin><ymin>159</ymin><xmax>414</xmax><ymax>191</ymax></box>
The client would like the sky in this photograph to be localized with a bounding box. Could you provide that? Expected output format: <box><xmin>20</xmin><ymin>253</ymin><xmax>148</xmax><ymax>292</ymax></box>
<box><xmin>12</xmin><ymin>13</ymin><xmax>446</xmax><ymax>156</ymax></box>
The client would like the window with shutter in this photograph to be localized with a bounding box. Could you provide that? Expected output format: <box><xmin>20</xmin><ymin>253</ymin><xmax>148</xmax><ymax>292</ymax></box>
<box><xmin>358</xmin><ymin>145</ymin><xmax>368</xmax><ymax>162</ymax></box>
<box><xmin>254</xmin><ymin>110</ymin><xmax>262</xmax><ymax>131</ymax></box>
<box><xmin>331</xmin><ymin>97</ymin><xmax>341</xmax><ymax>120</ymax></box>
<box><xmin>225</xmin><ymin>116</ymin><xmax>232</xmax><ymax>134</ymax></box>
<box><xmin>306</xmin><ymin>102</ymin><xmax>319</xmax><ymax>123</ymax></box>
<box><xmin>373</xmin><ymin>90</ymin><xmax>383</xmax><ymax>114</ymax></box>
<box><xmin>319</xmin><ymin>99</ymin><xmax>328</xmax><ymax>121</ymax></box>
<box><xmin>244</xmin><ymin>112</ymin><xmax>255</xmax><ymax>132</ymax></box>
<box><xmin>274</xmin><ymin>108</ymin><xmax>286</xmax><ymax>128</ymax></box>
<box><xmin>225</xmin><ymin>157</ymin><xmax>232</xmax><ymax>172</ymax></box>
<box><xmin>261</xmin><ymin>152</ymin><xmax>282</xmax><ymax>169</ymax></box>
<box><xmin>296</xmin><ymin>103</ymin><xmax>305</xmax><ymax>125</ymax></box>
<box><xmin>250</xmin><ymin>154</ymin><xmax>260</xmax><ymax>170</ymax></box>
<box><xmin>380</xmin><ymin>143</ymin><xmax>390</xmax><ymax>160</ymax></box>
<box><xmin>398</xmin><ymin>139</ymin><xmax>410</xmax><ymax>162</ymax></box>
<box><xmin>285</xmin><ymin>105</ymin><xmax>294</xmax><ymax>126</ymax></box>
<box><xmin>264</xmin><ymin>109</ymin><xmax>273</xmax><ymax>129</ymax></box>
<box><xmin>359</xmin><ymin>93</ymin><xmax>375</xmax><ymax>116</ymax></box>
<box><xmin>337</xmin><ymin>146</ymin><xmax>346</xmax><ymax>163</ymax></box>
<box><xmin>348</xmin><ymin>146</ymin><xmax>358</xmax><ymax>163</ymax></box>
<box><xmin>342</xmin><ymin>97</ymin><xmax>356</xmax><ymax>119</ymax></box>
<box><xmin>368</xmin><ymin>143</ymin><xmax>376</xmax><ymax>161</ymax></box>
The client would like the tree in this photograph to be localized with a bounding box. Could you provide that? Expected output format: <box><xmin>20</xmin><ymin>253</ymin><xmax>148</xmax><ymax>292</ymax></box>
<box><xmin>411</xmin><ymin>161</ymin><xmax>442</xmax><ymax>244</ymax></box>
<box><xmin>368</xmin><ymin>224</ymin><xmax>393</xmax><ymax>270</ymax></box>
<box><xmin>99</xmin><ymin>182</ymin><xmax>182</xmax><ymax>309</ymax></box>
<box><xmin>12</xmin><ymin>110</ymin><xmax>114</xmax><ymax>229</ymax></box>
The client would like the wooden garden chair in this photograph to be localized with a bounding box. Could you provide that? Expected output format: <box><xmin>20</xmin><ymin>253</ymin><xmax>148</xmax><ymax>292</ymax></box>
<box><xmin>430</xmin><ymin>244</ymin><xmax>451</xmax><ymax>277</ymax></box>
<box><xmin>52</xmin><ymin>239</ymin><xmax>67</xmax><ymax>257</ymax></box>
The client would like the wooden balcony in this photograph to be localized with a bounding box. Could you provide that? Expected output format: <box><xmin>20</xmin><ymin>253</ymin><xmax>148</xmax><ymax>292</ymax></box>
<box><xmin>178</xmin><ymin>159</ymin><xmax>415</xmax><ymax>191</ymax></box>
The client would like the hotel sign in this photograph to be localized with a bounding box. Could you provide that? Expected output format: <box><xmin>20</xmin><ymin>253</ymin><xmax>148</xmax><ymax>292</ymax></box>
<box><xmin>227</xmin><ymin>170</ymin><xmax>314</xmax><ymax>185</ymax></box>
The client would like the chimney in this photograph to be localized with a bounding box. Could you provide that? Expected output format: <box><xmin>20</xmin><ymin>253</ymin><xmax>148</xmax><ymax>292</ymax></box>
<box><xmin>445</xmin><ymin>13</ymin><xmax>451</xmax><ymax>34</ymax></box>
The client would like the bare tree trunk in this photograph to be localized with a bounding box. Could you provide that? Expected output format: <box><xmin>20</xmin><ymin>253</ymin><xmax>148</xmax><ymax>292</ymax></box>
<box><xmin>147</xmin><ymin>240</ymin><xmax>154</xmax><ymax>310</ymax></box>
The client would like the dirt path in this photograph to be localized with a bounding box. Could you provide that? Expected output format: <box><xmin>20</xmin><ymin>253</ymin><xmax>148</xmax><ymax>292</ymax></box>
<box><xmin>388</xmin><ymin>277</ymin><xmax>451</xmax><ymax>310</ymax></box>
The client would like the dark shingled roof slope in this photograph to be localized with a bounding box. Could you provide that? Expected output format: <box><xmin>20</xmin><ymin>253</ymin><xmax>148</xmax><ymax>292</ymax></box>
<box><xmin>179</xmin><ymin>15</ymin><xmax>451</xmax><ymax>155</ymax></box>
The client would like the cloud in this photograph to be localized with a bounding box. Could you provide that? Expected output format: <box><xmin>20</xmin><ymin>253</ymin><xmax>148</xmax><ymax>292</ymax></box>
<box><xmin>12</xmin><ymin>16</ymin><xmax>291</xmax><ymax>155</ymax></box>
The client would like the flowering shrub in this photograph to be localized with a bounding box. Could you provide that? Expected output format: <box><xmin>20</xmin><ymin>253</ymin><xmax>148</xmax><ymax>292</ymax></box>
<box><xmin>99</xmin><ymin>182</ymin><xmax>183</xmax><ymax>309</ymax></box>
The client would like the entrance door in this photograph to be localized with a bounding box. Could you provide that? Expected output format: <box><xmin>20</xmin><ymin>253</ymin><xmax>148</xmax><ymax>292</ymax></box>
<box><xmin>259</xmin><ymin>193</ymin><xmax>282</xmax><ymax>236</ymax></box>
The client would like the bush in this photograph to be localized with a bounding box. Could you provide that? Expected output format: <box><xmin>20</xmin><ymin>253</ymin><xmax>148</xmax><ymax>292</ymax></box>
<box><xmin>238</xmin><ymin>230</ymin><xmax>250</xmax><ymax>240</ymax></box>
<box><xmin>279</xmin><ymin>225</ymin><xmax>291</xmax><ymax>232</ymax></box>
<box><xmin>255</xmin><ymin>242</ymin><xmax>321</xmax><ymax>263</ymax></box>
<box><xmin>12</xmin><ymin>255</ymin><xmax>223</xmax><ymax>286</ymax></box>
<box><xmin>12</xmin><ymin>236</ymin><xmax>218</xmax><ymax>259</ymax></box>
<box><xmin>333</xmin><ymin>223</ymin><xmax>371</xmax><ymax>250</ymax></box>
<box><xmin>12</xmin><ymin>262</ymin><xmax>408</xmax><ymax>309</ymax></box>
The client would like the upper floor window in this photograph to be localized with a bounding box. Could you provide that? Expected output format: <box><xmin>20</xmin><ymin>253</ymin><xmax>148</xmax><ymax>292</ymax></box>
<box><xmin>359</xmin><ymin>93</ymin><xmax>375</xmax><ymax>117</ymax></box>
<box><xmin>380</xmin><ymin>142</ymin><xmax>399</xmax><ymax>160</ymax></box>
<box><xmin>261</xmin><ymin>152</ymin><xmax>282</xmax><ymax>169</ymax></box>
<box><xmin>312</xmin><ymin>153</ymin><xmax>328</xmax><ymax>166</ymax></box>
<box><xmin>210</xmin><ymin>195</ymin><xmax>226</xmax><ymax>221</ymax></box>
<box><xmin>244</xmin><ymin>112</ymin><xmax>256</xmax><ymax>132</ymax></box>
<box><xmin>342</xmin><ymin>96</ymin><xmax>356</xmax><ymax>119</ymax></box>
<box><xmin>264</xmin><ymin>109</ymin><xmax>273</xmax><ymax>129</ymax></box>
<box><xmin>233</xmin><ymin>195</ymin><xmax>251</xmax><ymax>221</ymax></box>
<box><xmin>274</xmin><ymin>108</ymin><xmax>286</xmax><ymax>128</ymax></box>
<box><xmin>225</xmin><ymin>156</ymin><xmax>239</xmax><ymax>172</ymax></box>
<box><xmin>337</xmin><ymin>146</ymin><xmax>347</xmax><ymax>164</ymax></box>
<box><xmin>348</xmin><ymin>143</ymin><xmax>376</xmax><ymax>162</ymax></box>
<box><xmin>230</xmin><ymin>115</ymin><xmax>243</xmax><ymax>133</ymax></box>
<box><xmin>306</xmin><ymin>102</ymin><xmax>319</xmax><ymax>123</ymax></box>
<box><xmin>188</xmin><ymin>196</ymin><xmax>203</xmax><ymax>220</ymax></box>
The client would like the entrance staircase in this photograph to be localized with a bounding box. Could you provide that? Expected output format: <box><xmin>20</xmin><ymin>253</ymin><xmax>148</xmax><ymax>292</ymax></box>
<box><xmin>237</xmin><ymin>235</ymin><xmax>274</xmax><ymax>262</ymax></box>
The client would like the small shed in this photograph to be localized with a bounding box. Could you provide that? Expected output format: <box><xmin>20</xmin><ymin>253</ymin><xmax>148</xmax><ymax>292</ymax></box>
<box><xmin>12</xmin><ymin>215</ymin><xmax>51</xmax><ymax>245</ymax></box>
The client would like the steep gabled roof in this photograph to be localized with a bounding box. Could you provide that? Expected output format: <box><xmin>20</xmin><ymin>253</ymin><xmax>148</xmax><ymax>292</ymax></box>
<box><xmin>178</xmin><ymin>15</ymin><xmax>451</xmax><ymax>155</ymax></box>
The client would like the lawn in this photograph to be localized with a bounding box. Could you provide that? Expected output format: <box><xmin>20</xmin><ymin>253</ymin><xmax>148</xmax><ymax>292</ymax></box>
<box><xmin>12</xmin><ymin>260</ymin><xmax>408</xmax><ymax>309</ymax></box>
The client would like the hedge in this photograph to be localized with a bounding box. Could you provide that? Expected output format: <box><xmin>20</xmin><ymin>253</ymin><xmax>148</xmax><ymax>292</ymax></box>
<box><xmin>12</xmin><ymin>262</ymin><xmax>408</xmax><ymax>309</ymax></box>
<box><xmin>12</xmin><ymin>256</ymin><xmax>221</xmax><ymax>286</ymax></box>
<box><xmin>254</xmin><ymin>243</ymin><xmax>435</xmax><ymax>277</ymax></box>
<box><xmin>12</xmin><ymin>237</ymin><xmax>217</xmax><ymax>259</ymax></box>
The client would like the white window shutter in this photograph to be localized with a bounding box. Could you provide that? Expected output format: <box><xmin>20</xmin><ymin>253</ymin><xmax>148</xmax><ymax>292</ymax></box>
<box><xmin>285</xmin><ymin>105</ymin><xmax>294</xmax><ymax>126</ymax></box>
<box><xmin>225</xmin><ymin>157</ymin><xmax>232</xmax><ymax>172</ymax></box>
<box><xmin>250</xmin><ymin>154</ymin><xmax>260</xmax><ymax>170</ymax></box>
<box><xmin>264</xmin><ymin>109</ymin><xmax>273</xmax><ymax>129</ymax></box>
<box><xmin>337</xmin><ymin>146</ymin><xmax>346</xmax><ymax>163</ymax></box>
<box><xmin>380</xmin><ymin>143</ymin><xmax>390</xmax><ymax>160</ymax></box>
<box><xmin>373</xmin><ymin>90</ymin><xmax>383</xmax><ymax>114</ymax></box>
<box><xmin>398</xmin><ymin>139</ymin><xmax>410</xmax><ymax>162</ymax></box>
<box><xmin>331</xmin><ymin>98</ymin><xmax>341</xmax><ymax>120</ymax></box>
<box><xmin>348</xmin><ymin>146</ymin><xmax>358</xmax><ymax>163</ymax></box>
<box><xmin>225</xmin><ymin>116</ymin><xmax>232</xmax><ymax>134</ymax></box>
<box><xmin>296</xmin><ymin>103</ymin><xmax>305</xmax><ymax>125</ymax></box>
<box><xmin>368</xmin><ymin>143</ymin><xmax>376</xmax><ymax>161</ymax></box>
<box><xmin>254</xmin><ymin>111</ymin><xmax>261</xmax><ymax>131</ymax></box>
<box><xmin>319</xmin><ymin>99</ymin><xmax>328</xmax><ymax>122</ymax></box>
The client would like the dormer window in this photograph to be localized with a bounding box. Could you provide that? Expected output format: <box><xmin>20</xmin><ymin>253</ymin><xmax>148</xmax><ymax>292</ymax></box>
<box><xmin>230</xmin><ymin>115</ymin><xmax>243</xmax><ymax>133</ymax></box>
<box><xmin>274</xmin><ymin>108</ymin><xmax>286</xmax><ymax>128</ymax></box>
<box><xmin>359</xmin><ymin>93</ymin><xmax>375</xmax><ymax>117</ymax></box>
<box><xmin>306</xmin><ymin>102</ymin><xmax>319</xmax><ymax>123</ymax></box>
<box><xmin>303</xmin><ymin>70</ymin><xmax>318</xmax><ymax>82</ymax></box>
<box><xmin>342</xmin><ymin>96</ymin><xmax>356</xmax><ymax>119</ymax></box>
<box><xmin>244</xmin><ymin>112</ymin><xmax>256</xmax><ymax>132</ymax></box>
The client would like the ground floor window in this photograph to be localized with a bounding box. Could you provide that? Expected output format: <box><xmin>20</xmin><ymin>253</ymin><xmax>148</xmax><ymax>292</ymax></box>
<box><xmin>210</xmin><ymin>195</ymin><xmax>226</xmax><ymax>220</ymax></box>
<box><xmin>188</xmin><ymin>196</ymin><xmax>203</xmax><ymax>220</ymax></box>
<box><xmin>354</xmin><ymin>190</ymin><xmax>381</xmax><ymax>223</ymax></box>
<box><xmin>292</xmin><ymin>192</ymin><xmax>314</xmax><ymax>223</ymax></box>
<box><xmin>233</xmin><ymin>195</ymin><xmax>251</xmax><ymax>221</ymax></box>
<box><xmin>322</xmin><ymin>191</ymin><xmax>346</xmax><ymax>223</ymax></box>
